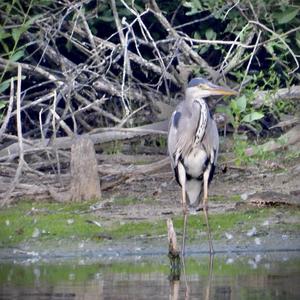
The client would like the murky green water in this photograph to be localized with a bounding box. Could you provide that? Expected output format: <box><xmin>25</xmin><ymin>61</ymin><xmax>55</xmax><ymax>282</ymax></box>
<box><xmin>0</xmin><ymin>251</ymin><xmax>299</xmax><ymax>300</ymax></box>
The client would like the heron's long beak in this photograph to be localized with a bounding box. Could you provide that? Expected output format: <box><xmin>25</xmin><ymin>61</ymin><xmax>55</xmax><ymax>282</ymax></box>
<box><xmin>202</xmin><ymin>83</ymin><xmax>238</xmax><ymax>96</ymax></box>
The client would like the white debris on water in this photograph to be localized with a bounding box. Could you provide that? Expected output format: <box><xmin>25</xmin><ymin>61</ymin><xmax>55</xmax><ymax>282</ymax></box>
<box><xmin>34</xmin><ymin>268</ymin><xmax>41</xmax><ymax>279</ymax></box>
<box><xmin>78</xmin><ymin>242</ymin><xmax>84</xmax><ymax>249</ymax></box>
<box><xmin>89</xmin><ymin>220</ymin><xmax>101</xmax><ymax>227</ymax></box>
<box><xmin>32</xmin><ymin>228</ymin><xmax>40</xmax><ymax>238</ymax></box>
<box><xmin>225</xmin><ymin>232</ymin><xmax>233</xmax><ymax>240</ymax></box>
<box><xmin>262</xmin><ymin>220</ymin><xmax>269</xmax><ymax>226</ymax></box>
<box><xmin>241</xmin><ymin>191</ymin><xmax>255</xmax><ymax>201</ymax></box>
<box><xmin>255</xmin><ymin>254</ymin><xmax>262</xmax><ymax>263</ymax></box>
<box><xmin>255</xmin><ymin>237</ymin><xmax>261</xmax><ymax>245</ymax></box>
<box><xmin>226</xmin><ymin>258</ymin><xmax>234</xmax><ymax>264</ymax></box>
<box><xmin>282</xmin><ymin>234</ymin><xmax>288</xmax><ymax>240</ymax></box>
<box><xmin>248</xmin><ymin>259</ymin><xmax>257</xmax><ymax>269</ymax></box>
<box><xmin>246</xmin><ymin>227</ymin><xmax>257</xmax><ymax>237</ymax></box>
<box><xmin>240</xmin><ymin>193</ymin><xmax>248</xmax><ymax>201</ymax></box>
<box><xmin>161</xmin><ymin>182</ymin><xmax>167</xmax><ymax>188</ymax></box>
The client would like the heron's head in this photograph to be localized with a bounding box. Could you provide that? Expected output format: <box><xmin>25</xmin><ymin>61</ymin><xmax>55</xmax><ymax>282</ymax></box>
<box><xmin>186</xmin><ymin>77</ymin><xmax>238</xmax><ymax>99</ymax></box>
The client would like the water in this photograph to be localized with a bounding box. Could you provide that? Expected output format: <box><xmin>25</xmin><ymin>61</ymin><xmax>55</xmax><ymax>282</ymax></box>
<box><xmin>0</xmin><ymin>251</ymin><xmax>299</xmax><ymax>300</ymax></box>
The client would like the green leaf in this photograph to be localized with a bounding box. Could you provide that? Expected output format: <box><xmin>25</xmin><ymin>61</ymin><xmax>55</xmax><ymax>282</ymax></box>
<box><xmin>230</xmin><ymin>99</ymin><xmax>238</xmax><ymax>114</ymax></box>
<box><xmin>12</xmin><ymin>28</ymin><xmax>22</xmax><ymax>43</ymax></box>
<box><xmin>0</xmin><ymin>80</ymin><xmax>11</xmax><ymax>93</ymax></box>
<box><xmin>0</xmin><ymin>100</ymin><xmax>6</xmax><ymax>110</ymax></box>
<box><xmin>236</xmin><ymin>95</ymin><xmax>247</xmax><ymax>113</ymax></box>
<box><xmin>10</xmin><ymin>49</ymin><xmax>25</xmax><ymax>62</ymax></box>
<box><xmin>296</xmin><ymin>31</ymin><xmax>300</xmax><ymax>49</ymax></box>
<box><xmin>205</xmin><ymin>28</ymin><xmax>216</xmax><ymax>40</ymax></box>
<box><xmin>242</xmin><ymin>112</ymin><xmax>264</xmax><ymax>123</ymax></box>
<box><xmin>265</xmin><ymin>43</ymin><xmax>274</xmax><ymax>55</ymax></box>
<box><xmin>0</xmin><ymin>27</ymin><xmax>10</xmax><ymax>40</ymax></box>
<box><xmin>274</xmin><ymin>8</ymin><xmax>299</xmax><ymax>24</ymax></box>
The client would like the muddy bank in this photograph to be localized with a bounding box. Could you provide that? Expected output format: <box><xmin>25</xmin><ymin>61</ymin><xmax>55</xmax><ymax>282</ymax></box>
<box><xmin>0</xmin><ymin>152</ymin><xmax>299</xmax><ymax>262</ymax></box>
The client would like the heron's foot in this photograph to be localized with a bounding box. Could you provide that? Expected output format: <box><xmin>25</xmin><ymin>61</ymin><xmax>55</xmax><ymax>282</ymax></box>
<box><xmin>195</xmin><ymin>203</ymin><xmax>208</xmax><ymax>212</ymax></box>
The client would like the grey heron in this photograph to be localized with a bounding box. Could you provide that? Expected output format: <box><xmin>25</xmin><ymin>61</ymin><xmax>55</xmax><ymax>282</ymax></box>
<box><xmin>168</xmin><ymin>77</ymin><xmax>237</xmax><ymax>254</ymax></box>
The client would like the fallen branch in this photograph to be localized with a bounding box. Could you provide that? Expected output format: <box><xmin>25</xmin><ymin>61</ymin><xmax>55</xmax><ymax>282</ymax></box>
<box><xmin>253</xmin><ymin>85</ymin><xmax>300</xmax><ymax>108</ymax></box>
<box><xmin>246</xmin><ymin>125</ymin><xmax>300</xmax><ymax>156</ymax></box>
<box><xmin>0</xmin><ymin>121</ymin><xmax>168</xmax><ymax>160</ymax></box>
<box><xmin>99</xmin><ymin>157</ymin><xmax>170</xmax><ymax>175</ymax></box>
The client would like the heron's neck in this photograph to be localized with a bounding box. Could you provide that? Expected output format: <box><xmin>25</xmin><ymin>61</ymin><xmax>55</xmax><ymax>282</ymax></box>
<box><xmin>185</xmin><ymin>93</ymin><xmax>206</xmax><ymax>108</ymax></box>
<box><xmin>185</xmin><ymin>90</ymin><xmax>208</xmax><ymax>104</ymax></box>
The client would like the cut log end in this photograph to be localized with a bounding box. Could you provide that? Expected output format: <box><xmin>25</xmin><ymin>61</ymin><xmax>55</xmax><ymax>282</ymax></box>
<box><xmin>70</xmin><ymin>135</ymin><xmax>101</xmax><ymax>202</ymax></box>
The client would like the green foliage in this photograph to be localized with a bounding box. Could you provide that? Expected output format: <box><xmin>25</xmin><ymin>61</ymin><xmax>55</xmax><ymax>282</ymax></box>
<box><xmin>183</xmin><ymin>0</ymin><xmax>224</xmax><ymax>16</ymax></box>
<box><xmin>183</xmin><ymin>0</ymin><xmax>300</xmax><ymax>82</ymax></box>
<box><xmin>273</xmin><ymin>7</ymin><xmax>299</xmax><ymax>25</ymax></box>
<box><xmin>0</xmin><ymin>0</ymin><xmax>44</xmax><ymax>93</ymax></box>
<box><xmin>217</xmin><ymin>94</ymin><xmax>264</xmax><ymax>133</ymax></box>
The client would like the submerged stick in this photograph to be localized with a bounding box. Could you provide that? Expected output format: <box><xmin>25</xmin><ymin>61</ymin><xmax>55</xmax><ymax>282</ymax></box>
<box><xmin>167</xmin><ymin>218</ymin><xmax>181</xmax><ymax>280</ymax></box>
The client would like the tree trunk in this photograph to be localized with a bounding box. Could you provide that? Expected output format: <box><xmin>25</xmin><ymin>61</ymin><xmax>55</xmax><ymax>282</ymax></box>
<box><xmin>70</xmin><ymin>135</ymin><xmax>101</xmax><ymax>202</ymax></box>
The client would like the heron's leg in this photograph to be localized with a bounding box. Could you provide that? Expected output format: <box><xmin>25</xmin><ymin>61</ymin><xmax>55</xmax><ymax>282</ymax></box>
<box><xmin>182</xmin><ymin>185</ymin><xmax>188</xmax><ymax>257</ymax></box>
<box><xmin>203</xmin><ymin>165</ymin><xmax>214</xmax><ymax>254</ymax></box>
<box><xmin>178</xmin><ymin>162</ymin><xmax>188</xmax><ymax>257</ymax></box>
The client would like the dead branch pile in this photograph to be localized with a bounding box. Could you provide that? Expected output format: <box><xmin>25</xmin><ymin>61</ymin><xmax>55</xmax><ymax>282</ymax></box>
<box><xmin>0</xmin><ymin>0</ymin><xmax>299</xmax><ymax>204</ymax></box>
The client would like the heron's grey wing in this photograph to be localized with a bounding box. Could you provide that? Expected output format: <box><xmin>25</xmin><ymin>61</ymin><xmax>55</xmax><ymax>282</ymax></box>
<box><xmin>203</xmin><ymin>116</ymin><xmax>219</xmax><ymax>164</ymax></box>
<box><xmin>167</xmin><ymin>102</ymin><xmax>201</xmax><ymax>169</ymax></box>
<box><xmin>202</xmin><ymin>116</ymin><xmax>219</xmax><ymax>184</ymax></box>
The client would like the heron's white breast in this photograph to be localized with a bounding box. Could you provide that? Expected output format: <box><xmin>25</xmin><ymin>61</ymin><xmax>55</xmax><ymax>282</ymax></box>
<box><xmin>183</xmin><ymin>146</ymin><xmax>207</xmax><ymax>178</ymax></box>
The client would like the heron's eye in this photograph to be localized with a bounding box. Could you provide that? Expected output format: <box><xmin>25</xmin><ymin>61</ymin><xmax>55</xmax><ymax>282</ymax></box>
<box><xmin>199</xmin><ymin>84</ymin><xmax>210</xmax><ymax>90</ymax></box>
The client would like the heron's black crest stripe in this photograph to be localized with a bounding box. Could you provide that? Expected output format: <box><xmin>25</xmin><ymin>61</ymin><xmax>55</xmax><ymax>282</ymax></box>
<box><xmin>188</xmin><ymin>77</ymin><xmax>210</xmax><ymax>88</ymax></box>
<box><xmin>173</xmin><ymin>111</ymin><xmax>181</xmax><ymax>128</ymax></box>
